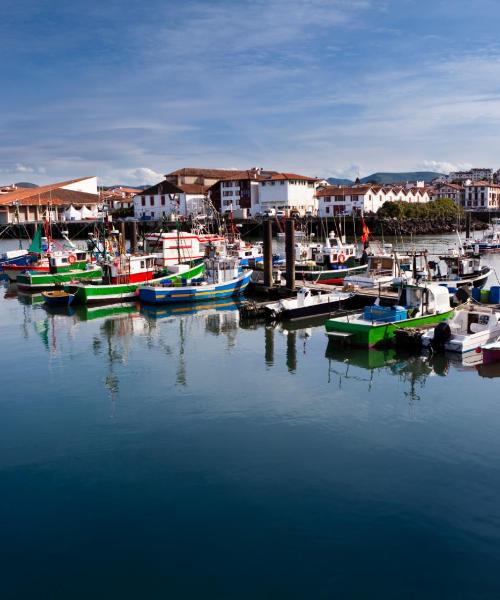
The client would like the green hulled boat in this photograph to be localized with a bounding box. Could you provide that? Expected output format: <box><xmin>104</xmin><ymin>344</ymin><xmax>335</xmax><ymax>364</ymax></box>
<box><xmin>17</xmin><ymin>251</ymin><xmax>102</xmax><ymax>291</ymax></box>
<box><xmin>69</xmin><ymin>257</ymin><xmax>204</xmax><ymax>304</ymax></box>
<box><xmin>325</xmin><ymin>284</ymin><xmax>454</xmax><ymax>347</ymax></box>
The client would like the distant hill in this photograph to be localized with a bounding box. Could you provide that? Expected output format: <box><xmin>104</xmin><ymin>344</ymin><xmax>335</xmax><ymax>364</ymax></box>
<box><xmin>15</xmin><ymin>181</ymin><xmax>38</xmax><ymax>188</ymax></box>
<box><xmin>326</xmin><ymin>177</ymin><xmax>353</xmax><ymax>185</ymax></box>
<box><xmin>326</xmin><ymin>171</ymin><xmax>444</xmax><ymax>187</ymax></box>
<box><xmin>359</xmin><ymin>171</ymin><xmax>443</xmax><ymax>184</ymax></box>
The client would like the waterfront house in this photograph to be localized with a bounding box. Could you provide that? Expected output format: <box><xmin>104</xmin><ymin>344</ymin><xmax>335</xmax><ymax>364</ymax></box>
<box><xmin>0</xmin><ymin>176</ymin><xmax>101</xmax><ymax>224</ymax></box>
<box><xmin>133</xmin><ymin>180</ymin><xmax>209</xmax><ymax>220</ymax></box>
<box><xmin>463</xmin><ymin>181</ymin><xmax>500</xmax><ymax>209</ymax></box>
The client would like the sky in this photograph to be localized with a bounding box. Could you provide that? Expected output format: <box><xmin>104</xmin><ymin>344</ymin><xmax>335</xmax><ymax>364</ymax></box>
<box><xmin>2</xmin><ymin>0</ymin><xmax>500</xmax><ymax>186</ymax></box>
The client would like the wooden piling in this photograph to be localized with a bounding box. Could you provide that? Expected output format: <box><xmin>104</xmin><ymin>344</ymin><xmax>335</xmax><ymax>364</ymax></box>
<box><xmin>263</xmin><ymin>218</ymin><xmax>273</xmax><ymax>288</ymax></box>
<box><xmin>285</xmin><ymin>218</ymin><xmax>295</xmax><ymax>290</ymax></box>
<box><xmin>131</xmin><ymin>221</ymin><xmax>138</xmax><ymax>254</ymax></box>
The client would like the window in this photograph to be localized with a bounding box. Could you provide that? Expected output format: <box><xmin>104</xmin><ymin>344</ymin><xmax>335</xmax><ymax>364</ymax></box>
<box><xmin>325</xmin><ymin>206</ymin><xmax>330</xmax><ymax>214</ymax></box>
<box><xmin>262</xmin><ymin>182</ymin><xmax>266</xmax><ymax>186</ymax></box>
<box><xmin>141</xmin><ymin>196</ymin><xmax>145</xmax><ymax>206</ymax></box>
<box><xmin>280</xmin><ymin>181</ymin><xmax>284</xmax><ymax>185</ymax></box>
<box><xmin>140</xmin><ymin>261</ymin><xmax>145</xmax><ymax>268</ymax></box>
<box><xmin>150</xmin><ymin>197</ymin><xmax>154</xmax><ymax>206</ymax></box>
<box><xmin>161</xmin><ymin>195</ymin><xmax>165</xmax><ymax>205</ymax></box>
<box><xmin>271</xmin><ymin>181</ymin><xmax>275</xmax><ymax>186</ymax></box>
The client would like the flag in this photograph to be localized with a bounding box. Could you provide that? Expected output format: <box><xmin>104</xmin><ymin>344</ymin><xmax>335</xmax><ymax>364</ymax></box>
<box><xmin>361</xmin><ymin>218</ymin><xmax>370</xmax><ymax>243</ymax></box>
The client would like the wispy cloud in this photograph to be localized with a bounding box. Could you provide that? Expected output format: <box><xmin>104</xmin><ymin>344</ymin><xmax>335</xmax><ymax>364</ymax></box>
<box><xmin>1</xmin><ymin>0</ymin><xmax>500</xmax><ymax>184</ymax></box>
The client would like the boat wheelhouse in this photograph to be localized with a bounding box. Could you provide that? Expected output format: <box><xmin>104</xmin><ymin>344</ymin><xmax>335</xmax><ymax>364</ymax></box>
<box><xmin>428</xmin><ymin>252</ymin><xmax>491</xmax><ymax>289</ymax></box>
<box><xmin>294</xmin><ymin>237</ymin><xmax>366</xmax><ymax>285</ymax></box>
<box><xmin>16</xmin><ymin>251</ymin><xmax>102</xmax><ymax>290</ymax></box>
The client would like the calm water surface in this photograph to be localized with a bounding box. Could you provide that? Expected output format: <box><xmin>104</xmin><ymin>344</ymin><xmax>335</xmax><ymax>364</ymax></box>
<box><xmin>1</xmin><ymin>236</ymin><xmax>500</xmax><ymax>598</ymax></box>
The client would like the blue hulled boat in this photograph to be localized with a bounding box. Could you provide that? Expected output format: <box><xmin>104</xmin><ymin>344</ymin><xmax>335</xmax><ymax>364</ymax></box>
<box><xmin>139</xmin><ymin>255</ymin><xmax>252</xmax><ymax>304</ymax></box>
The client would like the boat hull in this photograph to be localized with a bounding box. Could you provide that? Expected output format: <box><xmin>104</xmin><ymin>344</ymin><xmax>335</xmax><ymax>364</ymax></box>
<box><xmin>326</xmin><ymin>310</ymin><xmax>455</xmax><ymax>347</ymax></box>
<box><xmin>41</xmin><ymin>291</ymin><xmax>75</xmax><ymax>307</ymax></box>
<box><xmin>295</xmin><ymin>263</ymin><xmax>367</xmax><ymax>285</ymax></box>
<box><xmin>139</xmin><ymin>272</ymin><xmax>252</xmax><ymax>304</ymax></box>
<box><xmin>482</xmin><ymin>347</ymin><xmax>500</xmax><ymax>365</ymax></box>
<box><xmin>69</xmin><ymin>262</ymin><xmax>205</xmax><ymax>304</ymax></box>
<box><xmin>16</xmin><ymin>267</ymin><xmax>102</xmax><ymax>290</ymax></box>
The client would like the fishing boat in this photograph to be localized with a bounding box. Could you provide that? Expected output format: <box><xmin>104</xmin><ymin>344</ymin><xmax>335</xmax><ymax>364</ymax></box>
<box><xmin>465</xmin><ymin>219</ymin><xmax>500</xmax><ymax>252</ymax></box>
<box><xmin>41</xmin><ymin>289</ymin><xmax>75</xmax><ymax>307</ymax></box>
<box><xmin>427</xmin><ymin>251</ymin><xmax>491</xmax><ymax>289</ymax></box>
<box><xmin>139</xmin><ymin>254</ymin><xmax>252</xmax><ymax>304</ymax></box>
<box><xmin>16</xmin><ymin>251</ymin><xmax>102</xmax><ymax>291</ymax></box>
<box><xmin>2</xmin><ymin>224</ymin><xmax>50</xmax><ymax>281</ymax></box>
<box><xmin>421</xmin><ymin>304</ymin><xmax>500</xmax><ymax>353</ymax></box>
<box><xmin>325</xmin><ymin>283</ymin><xmax>454</xmax><ymax>347</ymax></box>
<box><xmin>343</xmin><ymin>250</ymin><xmax>420</xmax><ymax>289</ymax></box>
<box><xmin>0</xmin><ymin>249</ymin><xmax>30</xmax><ymax>270</ymax></box>
<box><xmin>294</xmin><ymin>237</ymin><xmax>367</xmax><ymax>285</ymax></box>
<box><xmin>264</xmin><ymin>287</ymin><xmax>353</xmax><ymax>321</ymax></box>
<box><xmin>68</xmin><ymin>255</ymin><xmax>204</xmax><ymax>304</ymax></box>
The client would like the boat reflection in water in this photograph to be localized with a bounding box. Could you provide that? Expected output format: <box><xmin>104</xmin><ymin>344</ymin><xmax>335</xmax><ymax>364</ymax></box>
<box><xmin>140</xmin><ymin>298</ymin><xmax>240</xmax><ymax>321</ymax></box>
<box><xmin>476</xmin><ymin>361</ymin><xmax>500</xmax><ymax>379</ymax></box>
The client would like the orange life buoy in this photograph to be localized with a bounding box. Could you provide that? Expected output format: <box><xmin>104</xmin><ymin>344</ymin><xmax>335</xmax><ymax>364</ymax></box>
<box><xmin>68</xmin><ymin>254</ymin><xmax>76</xmax><ymax>264</ymax></box>
<box><xmin>338</xmin><ymin>253</ymin><xmax>346</xmax><ymax>264</ymax></box>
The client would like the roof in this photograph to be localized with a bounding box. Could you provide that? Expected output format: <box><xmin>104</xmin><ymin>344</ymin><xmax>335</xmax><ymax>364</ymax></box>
<box><xmin>0</xmin><ymin>177</ymin><xmax>99</xmax><ymax>207</ymax></box>
<box><xmin>136</xmin><ymin>180</ymin><xmax>184</xmax><ymax>196</ymax></box>
<box><xmin>167</xmin><ymin>167</ymin><xmax>247</xmax><ymax>179</ymax></box>
<box><xmin>258</xmin><ymin>171</ymin><xmax>318</xmax><ymax>182</ymax></box>
<box><xmin>316</xmin><ymin>185</ymin><xmax>375</xmax><ymax>197</ymax></box>
<box><xmin>465</xmin><ymin>180</ymin><xmax>500</xmax><ymax>187</ymax></box>
<box><xmin>176</xmin><ymin>183</ymin><xmax>208</xmax><ymax>195</ymax></box>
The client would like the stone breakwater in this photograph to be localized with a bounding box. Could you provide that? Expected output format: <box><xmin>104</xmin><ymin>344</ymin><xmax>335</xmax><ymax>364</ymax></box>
<box><xmin>369</xmin><ymin>216</ymin><xmax>488</xmax><ymax>236</ymax></box>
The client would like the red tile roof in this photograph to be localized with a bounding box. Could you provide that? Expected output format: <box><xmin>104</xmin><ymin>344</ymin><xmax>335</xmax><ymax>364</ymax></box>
<box><xmin>0</xmin><ymin>177</ymin><xmax>99</xmax><ymax>206</ymax></box>
<box><xmin>177</xmin><ymin>183</ymin><xmax>209</xmax><ymax>194</ymax></box>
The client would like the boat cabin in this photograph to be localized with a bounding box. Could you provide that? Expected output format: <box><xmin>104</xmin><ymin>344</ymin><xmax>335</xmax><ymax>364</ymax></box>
<box><xmin>205</xmin><ymin>256</ymin><xmax>241</xmax><ymax>284</ymax></box>
<box><xmin>295</xmin><ymin>238</ymin><xmax>356</xmax><ymax>266</ymax></box>
<box><xmin>49</xmin><ymin>251</ymin><xmax>91</xmax><ymax>273</ymax></box>
<box><xmin>103</xmin><ymin>254</ymin><xmax>157</xmax><ymax>284</ymax></box>
<box><xmin>431</xmin><ymin>254</ymin><xmax>482</xmax><ymax>280</ymax></box>
<box><xmin>447</xmin><ymin>306</ymin><xmax>500</xmax><ymax>336</ymax></box>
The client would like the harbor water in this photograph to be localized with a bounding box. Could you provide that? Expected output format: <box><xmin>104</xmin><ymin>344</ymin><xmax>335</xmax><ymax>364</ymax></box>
<box><xmin>2</xmin><ymin>236</ymin><xmax>500</xmax><ymax>598</ymax></box>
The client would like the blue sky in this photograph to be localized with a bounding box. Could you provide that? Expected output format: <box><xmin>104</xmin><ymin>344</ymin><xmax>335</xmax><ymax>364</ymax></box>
<box><xmin>2</xmin><ymin>0</ymin><xmax>500</xmax><ymax>185</ymax></box>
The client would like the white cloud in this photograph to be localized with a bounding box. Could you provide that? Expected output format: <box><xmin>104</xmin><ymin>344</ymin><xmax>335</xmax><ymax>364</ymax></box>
<box><xmin>115</xmin><ymin>167</ymin><xmax>164</xmax><ymax>185</ymax></box>
<box><xmin>418</xmin><ymin>161</ymin><xmax>473</xmax><ymax>174</ymax></box>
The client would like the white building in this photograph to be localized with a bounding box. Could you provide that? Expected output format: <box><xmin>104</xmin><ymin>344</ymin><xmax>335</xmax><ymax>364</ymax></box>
<box><xmin>0</xmin><ymin>176</ymin><xmax>101</xmax><ymax>224</ymax></box>
<box><xmin>430</xmin><ymin>183</ymin><xmax>464</xmax><ymax>205</ymax></box>
<box><xmin>133</xmin><ymin>181</ymin><xmax>208</xmax><ymax>221</ymax></box>
<box><xmin>463</xmin><ymin>181</ymin><xmax>500</xmax><ymax>209</ymax></box>
<box><xmin>316</xmin><ymin>185</ymin><xmax>430</xmax><ymax>217</ymax></box>
<box><xmin>257</xmin><ymin>172</ymin><xmax>318</xmax><ymax>215</ymax></box>
<box><xmin>448</xmin><ymin>168</ymin><xmax>493</xmax><ymax>183</ymax></box>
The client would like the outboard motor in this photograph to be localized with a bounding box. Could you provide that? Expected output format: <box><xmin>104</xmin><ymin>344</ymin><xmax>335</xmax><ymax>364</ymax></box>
<box><xmin>454</xmin><ymin>287</ymin><xmax>470</xmax><ymax>305</ymax></box>
<box><xmin>430</xmin><ymin>321</ymin><xmax>451</xmax><ymax>353</ymax></box>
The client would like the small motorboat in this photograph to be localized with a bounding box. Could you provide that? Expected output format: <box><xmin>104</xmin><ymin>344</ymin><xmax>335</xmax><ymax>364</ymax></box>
<box><xmin>265</xmin><ymin>287</ymin><xmax>353</xmax><ymax>321</ymax></box>
<box><xmin>422</xmin><ymin>304</ymin><xmax>500</xmax><ymax>354</ymax></box>
<box><xmin>41</xmin><ymin>290</ymin><xmax>76</xmax><ymax>307</ymax></box>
